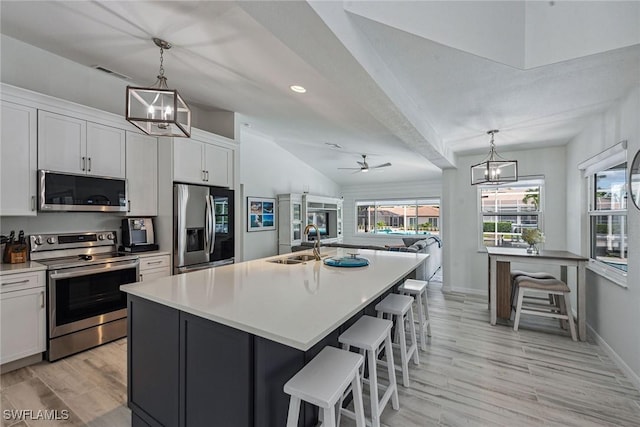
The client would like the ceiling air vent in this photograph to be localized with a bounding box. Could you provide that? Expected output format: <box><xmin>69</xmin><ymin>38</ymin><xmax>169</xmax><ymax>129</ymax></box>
<box><xmin>91</xmin><ymin>65</ymin><xmax>131</xmax><ymax>81</ymax></box>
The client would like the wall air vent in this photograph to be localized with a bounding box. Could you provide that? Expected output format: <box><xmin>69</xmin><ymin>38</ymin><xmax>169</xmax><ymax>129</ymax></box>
<box><xmin>91</xmin><ymin>65</ymin><xmax>131</xmax><ymax>81</ymax></box>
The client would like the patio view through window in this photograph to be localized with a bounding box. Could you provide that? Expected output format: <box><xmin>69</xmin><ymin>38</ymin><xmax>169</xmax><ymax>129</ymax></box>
<box><xmin>356</xmin><ymin>199</ymin><xmax>440</xmax><ymax>235</ymax></box>
<box><xmin>590</xmin><ymin>162</ymin><xmax>628</xmax><ymax>273</ymax></box>
<box><xmin>479</xmin><ymin>179</ymin><xmax>544</xmax><ymax>248</ymax></box>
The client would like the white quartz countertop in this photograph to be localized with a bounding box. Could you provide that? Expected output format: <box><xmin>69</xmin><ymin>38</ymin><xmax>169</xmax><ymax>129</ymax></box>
<box><xmin>0</xmin><ymin>261</ymin><xmax>47</xmax><ymax>275</ymax></box>
<box><xmin>121</xmin><ymin>248</ymin><xmax>428</xmax><ymax>351</ymax></box>
<box><xmin>134</xmin><ymin>251</ymin><xmax>170</xmax><ymax>259</ymax></box>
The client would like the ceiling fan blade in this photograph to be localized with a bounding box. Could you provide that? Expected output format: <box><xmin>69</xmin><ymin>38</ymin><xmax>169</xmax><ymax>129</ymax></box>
<box><xmin>356</xmin><ymin>161</ymin><xmax>366</xmax><ymax>167</ymax></box>
<box><xmin>371</xmin><ymin>162</ymin><xmax>392</xmax><ymax>169</ymax></box>
<box><xmin>338</xmin><ymin>167</ymin><xmax>361</xmax><ymax>170</ymax></box>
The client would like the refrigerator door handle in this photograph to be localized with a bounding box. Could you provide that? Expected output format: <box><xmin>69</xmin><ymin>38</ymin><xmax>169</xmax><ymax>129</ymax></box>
<box><xmin>176</xmin><ymin>185</ymin><xmax>188</xmax><ymax>268</ymax></box>
<box><xmin>204</xmin><ymin>195</ymin><xmax>211</xmax><ymax>254</ymax></box>
<box><xmin>210</xmin><ymin>196</ymin><xmax>216</xmax><ymax>254</ymax></box>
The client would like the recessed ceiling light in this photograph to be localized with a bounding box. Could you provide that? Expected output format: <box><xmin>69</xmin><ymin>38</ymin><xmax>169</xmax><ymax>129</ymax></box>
<box><xmin>290</xmin><ymin>85</ymin><xmax>306</xmax><ymax>93</ymax></box>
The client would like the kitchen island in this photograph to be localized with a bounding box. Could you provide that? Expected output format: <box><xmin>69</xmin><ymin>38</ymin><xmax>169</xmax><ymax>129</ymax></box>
<box><xmin>121</xmin><ymin>248</ymin><xmax>428</xmax><ymax>427</ymax></box>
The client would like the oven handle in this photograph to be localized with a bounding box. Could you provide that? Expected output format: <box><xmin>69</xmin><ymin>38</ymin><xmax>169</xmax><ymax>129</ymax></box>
<box><xmin>49</xmin><ymin>259</ymin><xmax>139</xmax><ymax>280</ymax></box>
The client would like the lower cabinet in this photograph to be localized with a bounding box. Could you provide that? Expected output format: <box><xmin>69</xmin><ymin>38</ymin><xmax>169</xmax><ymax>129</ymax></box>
<box><xmin>0</xmin><ymin>271</ymin><xmax>46</xmax><ymax>364</ymax></box>
<box><xmin>137</xmin><ymin>254</ymin><xmax>170</xmax><ymax>283</ymax></box>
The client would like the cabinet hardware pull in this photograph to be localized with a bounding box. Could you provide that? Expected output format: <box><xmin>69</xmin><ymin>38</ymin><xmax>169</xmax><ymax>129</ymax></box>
<box><xmin>128</xmin><ymin>200</ymin><xmax>131</xmax><ymax>213</ymax></box>
<box><xmin>205</xmin><ymin>170</ymin><xmax>209</xmax><ymax>182</ymax></box>
<box><xmin>88</xmin><ymin>157</ymin><xmax>92</xmax><ymax>172</ymax></box>
<box><xmin>147</xmin><ymin>261</ymin><xmax>163</xmax><ymax>265</ymax></box>
<box><xmin>31</xmin><ymin>195</ymin><xmax>36</xmax><ymax>211</ymax></box>
<box><xmin>40</xmin><ymin>291</ymin><xmax>45</xmax><ymax>308</ymax></box>
<box><xmin>82</xmin><ymin>156</ymin><xmax>86</xmax><ymax>171</ymax></box>
<box><xmin>2</xmin><ymin>279</ymin><xmax>29</xmax><ymax>286</ymax></box>
<box><xmin>202</xmin><ymin>170</ymin><xmax>206</xmax><ymax>181</ymax></box>
<box><xmin>139</xmin><ymin>274</ymin><xmax>143</xmax><ymax>281</ymax></box>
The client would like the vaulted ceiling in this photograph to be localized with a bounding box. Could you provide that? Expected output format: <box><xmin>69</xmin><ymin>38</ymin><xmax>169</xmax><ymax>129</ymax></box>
<box><xmin>2</xmin><ymin>1</ymin><xmax>639</xmax><ymax>185</ymax></box>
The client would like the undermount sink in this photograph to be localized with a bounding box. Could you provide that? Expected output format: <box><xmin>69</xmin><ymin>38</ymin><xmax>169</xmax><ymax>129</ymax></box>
<box><xmin>266</xmin><ymin>253</ymin><xmax>329</xmax><ymax>265</ymax></box>
<box><xmin>287</xmin><ymin>254</ymin><xmax>329</xmax><ymax>262</ymax></box>
<box><xmin>267</xmin><ymin>258</ymin><xmax>305</xmax><ymax>265</ymax></box>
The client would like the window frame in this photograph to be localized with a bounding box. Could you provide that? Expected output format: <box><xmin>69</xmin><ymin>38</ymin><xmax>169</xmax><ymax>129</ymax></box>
<box><xmin>354</xmin><ymin>198</ymin><xmax>440</xmax><ymax>237</ymax></box>
<box><xmin>477</xmin><ymin>177</ymin><xmax>545</xmax><ymax>251</ymax></box>
<box><xmin>586</xmin><ymin>163</ymin><xmax>628</xmax><ymax>287</ymax></box>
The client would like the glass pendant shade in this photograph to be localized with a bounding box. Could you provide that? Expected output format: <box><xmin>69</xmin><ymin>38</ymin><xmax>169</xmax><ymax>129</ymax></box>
<box><xmin>126</xmin><ymin>38</ymin><xmax>191</xmax><ymax>138</ymax></box>
<box><xmin>470</xmin><ymin>130</ymin><xmax>518</xmax><ymax>185</ymax></box>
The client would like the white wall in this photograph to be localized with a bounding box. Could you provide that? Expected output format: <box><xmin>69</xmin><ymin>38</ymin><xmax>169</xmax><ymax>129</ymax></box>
<box><xmin>239</xmin><ymin>129</ymin><xmax>340</xmax><ymax>261</ymax></box>
<box><xmin>565</xmin><ymin>86</ymin><xmax>640</xmax><ymax>383</ymax></box>
<box><xmin>442</xmin><ymin>145</ymin><xmax>567</xmax><ymax>294</ymax></box>
<box><xmin>341</xmin><ymin>180</ymin><xmax>441</xmax><ymax>247</ymax></box>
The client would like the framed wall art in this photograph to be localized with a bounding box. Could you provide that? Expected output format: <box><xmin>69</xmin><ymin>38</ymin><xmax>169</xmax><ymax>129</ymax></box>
<box><xmin>247</xmin><ymin>197</ymin><xmax>276</xmax><ymax>232</ymax></box>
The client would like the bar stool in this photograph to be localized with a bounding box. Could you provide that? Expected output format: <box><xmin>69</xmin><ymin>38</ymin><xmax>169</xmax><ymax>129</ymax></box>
<box><xmin>510</xmin><ymin>270</ymin><xmax>556</xmax><ymax>308</ymax></box>
<box><xmin>284</xmin><ymin>346</ymin><xmax>366</xmax><ymax>427</ymax></box>
<box><xmin>513</xmin><ymin>276</ymin><xmax>577</xmax><ymax>341</ymax></box>
<box><xmin>375</xmin><ymin>293</ymin><xmax>419</xmax><ymax>387</ymax></box>
<box><xmin>338</xmin><ymin>316</ymin><xmax>399</xmax><ymax>427</ymax></box>
<box><xmin>398</xmin><ymin>279</ymin><xmax>432</xmax><ymax>351</ymax></box>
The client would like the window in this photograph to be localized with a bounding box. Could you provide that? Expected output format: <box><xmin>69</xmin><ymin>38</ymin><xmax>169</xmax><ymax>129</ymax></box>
<box><xmin>356</xmin><ymin>199</ymin><xmax>440</xmax><ymax>235</ymax></box>
<box><xmin>588</xmin><ymin>162</ymin><xmax>628</xmax><ymax>276</ymax></box>
<box><xmin>478</xmin><ymin>178</ymin><xmax>544</xmax><ymax>248</ymax></box>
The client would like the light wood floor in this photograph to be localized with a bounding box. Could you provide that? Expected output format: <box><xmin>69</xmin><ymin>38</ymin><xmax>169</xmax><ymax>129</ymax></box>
<box><xmin>2</xmin><ymin>283</ymin><xmax>639</xmax><ymax>426</ymax></box>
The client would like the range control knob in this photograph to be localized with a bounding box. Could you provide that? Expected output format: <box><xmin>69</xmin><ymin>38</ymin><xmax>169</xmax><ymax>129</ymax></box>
<box><xmin>106</xmin><ymin>233</ymin><xmax>115</xmax><ymax>241</ymax></box>
<box><xmin>46</xmin><ymin>237</ymin><xmax>56</xmax><ymax>244</ymax></box>
<box><xmin>33</xmin><ymin>236</ymin><xmax>43</xmax><ymax>246</ymax></box>
<box><xmin>98</xmin><ymin>234</ymin><xmax>105</xmax><ymax>241</ymax></box>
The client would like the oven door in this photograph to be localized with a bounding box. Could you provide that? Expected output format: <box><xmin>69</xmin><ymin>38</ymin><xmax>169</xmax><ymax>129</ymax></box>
<box><xmin>48</xmin><ymin>259</ymin><xmax>139</xmax><ymax>338</ymax></box>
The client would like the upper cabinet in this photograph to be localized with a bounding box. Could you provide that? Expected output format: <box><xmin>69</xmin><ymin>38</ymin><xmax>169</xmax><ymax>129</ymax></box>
<box><xmin>174</xmin><ymin>137</ymin><xmax>233</xmax><ymax>188</ymax></box>
<box><xmin>126</xmin><ymin>132</ymin><xmax>158</xmax><ymax>216</ymax></box>
<box><xmin>38</xmin><ymin>110</ymin><xmax>125</xmax><ymax>178</ymax></box>
<box><xmin>0</xmin><ymin>101</ymin><xmax>37</xmax><ymax>216</ymax></box>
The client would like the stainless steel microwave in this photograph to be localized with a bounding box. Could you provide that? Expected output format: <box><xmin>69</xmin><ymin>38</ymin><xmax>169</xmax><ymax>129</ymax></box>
<box><xmin>39</xmin><ymin>170</ymin><xmax>127</xmax><ymax>212</ymax></box>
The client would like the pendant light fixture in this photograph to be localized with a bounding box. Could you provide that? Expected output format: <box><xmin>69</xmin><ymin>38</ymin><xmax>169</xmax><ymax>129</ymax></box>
<box><xmin>126</xmin><ymin>38</ymin><xmax>191</xmax><ymax>137</ymax></box>
<box><xmin>470</xmin><ymin>130</ymin><xmax>518</xmax><ymax>185</ymax></box>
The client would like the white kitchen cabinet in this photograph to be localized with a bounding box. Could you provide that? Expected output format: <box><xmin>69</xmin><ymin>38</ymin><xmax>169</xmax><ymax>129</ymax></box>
<box><xmin>278</xmin><ymin>193</ymin><xmax>303</xmax><ymax>254</ymax></box>
<box><xmin>138</xmin><ymin>254</ymin><xmax>171</xmax><ymax>282</ymax></box>
<box><xmin>126</xmin><ymin>131</ymin><xmax>158</xmax><ymax>216</ymax></box>
<box><xmin>174</xmin><ymin>138</ymin><xmax>205</xmax><ymax>184</ymax></box>
<box><xmin>38</xmin><ymin>110</ymin><xmax>125</xmax><ymax>178</ymax></box>
<box><xmin>86</xmin><ymin>122</ymin><xmax>126</xmax><ymax>178</ymax></box>
<box><xmin>174</xmin><ymin>138</ymin><xmax>233</xmax><ymax>188</ymax></box>
<box><xmin>0</xmin><ymin>271</ymin><xmax>46</xmax><ymax>364</ymax></box>
<box><xmin>0</xmin><ymin>101</ymin><xmax>37</xmax><ymax>216</ymax></box>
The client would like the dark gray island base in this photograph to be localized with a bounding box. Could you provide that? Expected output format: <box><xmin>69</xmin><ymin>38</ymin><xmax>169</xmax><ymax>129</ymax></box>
<box><xmin>127</xmin><ymin>285</ymin><xmax>401</xmax><ymax>427</ymax></box>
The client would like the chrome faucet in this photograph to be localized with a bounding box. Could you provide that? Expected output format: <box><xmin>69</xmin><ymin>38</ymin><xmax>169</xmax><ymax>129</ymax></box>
<box><xmin>303</xmin><ymin>224</ymin><xmax>322</xmax><ymax>261</ymax></box>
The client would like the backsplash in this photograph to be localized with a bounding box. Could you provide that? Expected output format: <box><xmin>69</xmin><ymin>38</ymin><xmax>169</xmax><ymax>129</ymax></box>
<box><xmin>1</xmin><ymin>213</ymin><xmax>124</xmax><ymax>241</ymax></box>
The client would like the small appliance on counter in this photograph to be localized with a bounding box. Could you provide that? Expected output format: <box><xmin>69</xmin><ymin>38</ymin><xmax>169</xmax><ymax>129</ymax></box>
<box><xmin>120</xmin><ymin>218</ymin><xmax>159</xmax><ymax>253</ymax></box>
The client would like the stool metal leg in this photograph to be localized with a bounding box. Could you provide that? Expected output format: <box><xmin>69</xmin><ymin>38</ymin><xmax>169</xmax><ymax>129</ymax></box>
<box><xmin>286</xmin><ymin>396</ymin><xmax>301</xmax><ymax>427</ymax></box>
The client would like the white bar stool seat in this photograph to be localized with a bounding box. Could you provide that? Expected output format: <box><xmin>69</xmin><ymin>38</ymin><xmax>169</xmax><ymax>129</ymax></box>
<box><xmin>338</xmin><ymin>316</ymin><xmax>399</xmax><ymax>427</ymax></box>
<box><xmin>513</xmin><ymin>276</ymin><xmax>577</xmax><ymax>341</ymax></box>
<box><xmin>284</xmin><ymin>346</ymin><xmax>366</xmax><ymax>427</ymax></box>
<box><xmin>398</xmin><ymin>279</ymin><xmax>432</xmax><ymax>351</ymax></box>
<box><xmin>375</xmin><ymin>293</ymin><xmax>419</xmax><ymax>387</ymax></box>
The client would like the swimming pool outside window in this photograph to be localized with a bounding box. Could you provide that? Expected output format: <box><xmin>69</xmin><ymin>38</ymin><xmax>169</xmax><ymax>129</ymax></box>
<box><xmin>355</xmin><ymin>199</ymin><xmax>440</xmax><ymax>236</ymax></box>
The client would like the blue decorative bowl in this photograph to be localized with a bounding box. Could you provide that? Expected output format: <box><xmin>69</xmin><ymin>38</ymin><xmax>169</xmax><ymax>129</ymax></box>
<box><xmin>323</xmin><ymin>256</ymin><xmax>369</xmax><ymax>268</ymax></box>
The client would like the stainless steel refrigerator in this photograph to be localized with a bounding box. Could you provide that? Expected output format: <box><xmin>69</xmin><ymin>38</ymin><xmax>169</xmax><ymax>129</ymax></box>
<box><xmin>173</xmin><ymin>183</ymin><xmax>234</xmax><ymax>274</ymax></box>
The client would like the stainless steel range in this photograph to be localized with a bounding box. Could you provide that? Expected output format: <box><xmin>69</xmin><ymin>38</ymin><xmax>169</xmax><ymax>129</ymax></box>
<box><xmin>30</xmin><ymin>231</ymin><xmax>139</xmax><ymax>361</ymax></box>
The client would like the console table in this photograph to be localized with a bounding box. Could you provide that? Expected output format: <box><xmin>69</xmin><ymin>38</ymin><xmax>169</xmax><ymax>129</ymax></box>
<box><xmin>486</xmin><ymin>247</ymin><xmax>588</xmax><ymax>341</ymax></box>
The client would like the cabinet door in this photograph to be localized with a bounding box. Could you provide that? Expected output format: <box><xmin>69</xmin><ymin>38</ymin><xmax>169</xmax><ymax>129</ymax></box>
<box><xmin>38</xmin><ymin>110</ymin><xmax>86</xmax><ymax>174</ymax></box>
<box><xmin>204</xmin><ymin>143</ymin><xmax>231</xmax><ymax>188</ymax></box>
<box><xmin>174</xmin><ymin>139</ymin><xmax>205</xmax><ymax>184</ymax></box>
<box><xmin>0</xmin><ymin>287</ymin><xmax>46</xmax><ymax>364</ymax></box>
<box><xmin>1</xmin><ymin>101</ymin><xmax>37</xmax><ymax>216</ymax></box>
<box><xmin>86</xmin><ymin>122</ymin><xmax>126</xmax><ymax>178</ymax></box>
<box><xmin>126</xmin><ymin>132</ymin><xmax>158</xmax><ymax>216</ymax></box>
<box><xmin>140</xmin><ymin>267</ymin><xmax>171</xmax><ymax>283</ymax></box>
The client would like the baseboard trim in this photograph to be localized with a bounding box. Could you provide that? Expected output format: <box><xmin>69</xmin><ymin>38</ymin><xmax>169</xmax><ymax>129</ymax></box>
<box><xmin>587</xmin><ymin>323</ymin><xmax>640</xmax><ymax>392</ymax></box>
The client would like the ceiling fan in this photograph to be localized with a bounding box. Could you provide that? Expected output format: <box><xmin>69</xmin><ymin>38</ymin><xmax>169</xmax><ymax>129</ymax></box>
<box><xmin>338</xmin><ymin>154</ymin><xmax>391</xmax><ymax>173</ymax></box>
